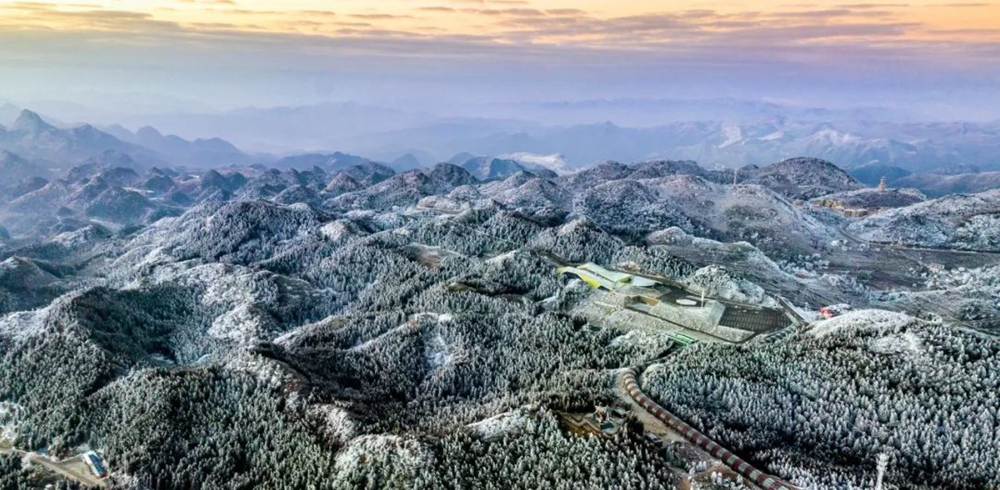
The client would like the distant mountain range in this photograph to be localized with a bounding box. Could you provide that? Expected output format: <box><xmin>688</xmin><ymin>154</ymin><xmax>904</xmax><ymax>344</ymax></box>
<box><xmin>99</xmin><ymin>101</ymin><xmax>1000</xmax><ymax>177</ymax></box>
<box><xmin>0</xmin><ymin>108</ymin><xmax>256</xmax><ymax>173</ymax></box>
<box><xmin>5</xmin><ymin>103</ymin><xmax>1000</xmax><ymax>490</ymax></box>
<box><xmin>354</xmin><ymin>118</ymin><xmax>1000</xmax><ymax>175</ymax></box>
<box><xmin>4</xmin><ymin>104</ymin><xmax>1000</xmax><ymax>199</ymax></box>
<box><xmin>0</xmin><ymin>110</ymin><xmax>160</xmax><ymax>168</ymax></box>
<box><xmin>103</xmin><ymin>124</ymin><xmax>251</xmax><ymax>168</ymax></box>
<box><xmin>512</xmin><ymin>97</ymin><xmax>914</xmax><ymax>127</ymax></box>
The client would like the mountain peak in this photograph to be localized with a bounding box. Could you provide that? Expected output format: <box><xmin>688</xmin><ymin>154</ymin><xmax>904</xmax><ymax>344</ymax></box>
<box><xmin>12</xmin><ymin>109</ymin><xmax>55</xmax><ymax>133</ymax></box>
<box><xmin>136</xmin><ymin>125</ymin><xmax>164</xmax><ymax>139</ymax></box>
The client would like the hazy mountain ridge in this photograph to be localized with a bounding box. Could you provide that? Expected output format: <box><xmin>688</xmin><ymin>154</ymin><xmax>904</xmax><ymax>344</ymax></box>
<box><xmin>107</xmin><ymin>124</ymin><xmax>252</xmax><ymax>168</ymax></box>
<box><xmin>6</xmin><ymin>106</ymin><xmax>1000</xmax><ymax>202</ymax></box>
<box><xmin>0</xmin><ymin>108</ymin><xmax>258</xmax><ymax>175</ymax></box>
<box><xmin>313</xmin><ymin>116</ymin><xmax>1000</xmax><ymax>175</ymax></box>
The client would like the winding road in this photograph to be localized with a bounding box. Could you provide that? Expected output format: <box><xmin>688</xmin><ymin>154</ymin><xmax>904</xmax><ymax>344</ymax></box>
<box><xmin>838</xmin><ymin>224</ymin><xmax>1000</xmax><ymax>258</ymax></box>
<box><xmin>619</xmin><ymin>368</ymin><xmax>800</xmax><ymax>490</ymax></box>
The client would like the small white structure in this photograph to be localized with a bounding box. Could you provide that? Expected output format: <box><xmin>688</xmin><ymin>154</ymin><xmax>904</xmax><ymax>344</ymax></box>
<box><xmin>875</xmin><ymin>453</ymin><xmax>889</xmax><ymax>490</ymax></box>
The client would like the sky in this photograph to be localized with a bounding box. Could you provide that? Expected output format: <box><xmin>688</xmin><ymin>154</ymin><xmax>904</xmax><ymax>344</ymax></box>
<box><xmin>1</xmin><ymin>0</ymin><xmax>999</xmax><ymax>121</ymax></box>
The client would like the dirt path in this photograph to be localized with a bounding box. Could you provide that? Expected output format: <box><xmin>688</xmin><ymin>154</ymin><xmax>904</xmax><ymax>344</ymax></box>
<box><xmin>0</xmin><ymin>444</ymin><xmax>107</xmax><ymax>488</ymax></box>
<box><xmin>27</xmin><ymin>454</ymin><xmax>108</xmax><ymax>488</ymax></box>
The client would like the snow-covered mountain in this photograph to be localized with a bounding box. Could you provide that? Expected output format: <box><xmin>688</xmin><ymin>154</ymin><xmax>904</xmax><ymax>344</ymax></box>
<box><xmin>2</xmin><ymin>142</ymin><xmax>1000</xmax><ymax>490</ymax></box>
<box><xmin>738</xmin><ymin>157</ymin><xmax>862</xmax><ymax>200</ymax></box>
<box><xmin>498</xmin><ymin>152</ymin><xmax>572</xmax><ymax>175</ymax></box>
<box><xmin>0</xmin><ymin>150</ymin><xmax>51</xmax><ymax>188</ymax></box>
<box><xmin>458</xmin><ymin>156</ymin><xmax>558</xmax><ymax>180</ymax></box>
<box><xmin>0</xmin><ymin>110</ymin><xmax>160</xmax><ymax>167</ymax></box>
<box><xmin>107</xmin><ymin>125</ymin><xmax>251</xmax><ymax>168</ymax></box>
<box><xmin>847</xmin><ymin>190</ymin><xmax>1000</xmax><ymax>252</ymax></box>
<box><xmin>891</xmin><ymin>171</ymin><xmax>1000</xmax><ymax>197</ymax></box>
<box><xmin>338</xmin><ymin>118</ymin><xmax>1000</xmax><ymax>176</ymax></box>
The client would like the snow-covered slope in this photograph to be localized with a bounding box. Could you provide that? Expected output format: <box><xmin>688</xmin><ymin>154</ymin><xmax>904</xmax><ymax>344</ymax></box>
<box><xmin>847</xmin><ymin>189</ymin><xmax>1000</xmax><ymax>251</ymax></box>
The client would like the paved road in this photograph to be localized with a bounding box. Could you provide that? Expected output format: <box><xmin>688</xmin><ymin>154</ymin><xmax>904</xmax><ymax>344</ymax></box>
<box><xmin>619</xmin><ymin>368</ymin><xmax>800</xmax><ymax>490</ymax></box>
<box><xmin>613</xmin><ymin>371</ymin><xmax>687</xmax><ymax>443</ymax></box>
<box><xmin>838</xmin><ymin>224</ymin><xmax>1000</xmax><ymax>258</ymax></box>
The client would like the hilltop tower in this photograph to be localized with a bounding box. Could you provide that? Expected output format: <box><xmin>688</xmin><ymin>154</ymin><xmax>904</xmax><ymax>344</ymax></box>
<box><xmin>878</xmin><ymin>176</ymin><xmax>887</xmax><ymax>191</ymax></box>
<box><xmin>875</xmin><ymin>453</ymin><xmax>889</xmax><ymax>490</ymax></box>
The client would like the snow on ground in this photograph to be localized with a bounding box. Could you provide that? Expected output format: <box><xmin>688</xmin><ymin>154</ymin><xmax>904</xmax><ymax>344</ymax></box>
<box><xmin>872</xmin><ymin>264</ymin><xmax>1000</xmax><ymax>324</ymax></box>
<box><xmin>416</xmin><ymin>195</ymin><xmax>467</xmax><ymax>213</ymax></box>
<box><xmin>334</xmin><ymin>435</ymin><xmax>432</xmax><ymax>480</ymax></box>
<box><xmin>686</xmin><ymin>264</ymin><xmax>778</xmax><ymax>308</ymax></box>
<box><xmin>718</xmin><ymin>125</ymin><xmax>743</xmax><ymax>148</ymax></box>
<box><xmin>0</xmin><ymin>310</ymin><xmax>46</xmax><ymax>342</ymax></box>
<box><xmin>759</xmin><ymin>130</ymin><xmax>784</xmax><ymax>141</ymax></box>
<box><xmin>320</xmin><ymin>220</ymin><xmax>359</xmax><ymax>242</ymax></box>
<box><xmin>846</xmin><ymin>189</ymin><xmax>1000</xmax><ymax>251</ymax></box>
<box><xmin>499</xmin><ymin>152</ymin><xmax>572</xmax><ymax>175</ymax></box>
<box><xmin>467</xmin><ymin>407</ymin><xmax>536</xmax><ymax>440</ymax></box>
<box><xmin>426</xmin><ymin>332</ymin><xmax>452</xmax><ymax>368</ymax></box>
<box><xmin>650</xmin><ymin>228</ymin><xmax>788</xmax><ymax>278</ymax></box>
<box><xmin>350</xmin><ymin>322</ymin><xmax>418</xmax><ymax>352</ymax></box>
<box><xmin>870</xmin><ymin>332</ymin><xmax>924</xmax><ymax>358</ymax></box>
<box><xmin>0</xmin><ymin>292</ymin><xmax>81</xmax><ymax>342</ymax></box>
<box><xmin>207</xmin><ymin>304</ymin><xmax>278</xmax><ymax>343</ymax></box>
<box><xmin>609</xmin><ymin>329</ymin><xmax>675</xmax><ymax>350</ymax></box>
<box><xmin>308</xmin><ymin>405</ymin><xmax>360</xmax><ymax>444</ymax></box>
<box><xmin>223</xmin><ymin>352</ymin><xmax>291</xmax><ymax>388</ymax></box>
<box><xmin>50</xmin><ymin>225</ymin><xmax>110</xmax><ymax>247</ymax></box>
<box><xmin>0</xmin><ymin>401</ymin><xmax>24</xmax><ymax>441</ymax></box>
<box><xmin>807</xmin><ymin>309</ymin><xmax>914</xmax><ymax>338</ymax></box>
<box><xmin>485</xmin><ymin>250</ymin><xmax>518</xmax><ymax>264</ymax></box>
<box><xmin>809</xmin><ymin>128</ymin><xmax>861</xmax><ymax>145</ymax></box>
<box><xmin>557</xmin><ymin>218</ymin><xmax>593</xmax><ymax>236</ymax></box>
<box><xmin>421</xmin><ymin>313</ymin><xmax>464</xmax><ymax>369</ymax></box>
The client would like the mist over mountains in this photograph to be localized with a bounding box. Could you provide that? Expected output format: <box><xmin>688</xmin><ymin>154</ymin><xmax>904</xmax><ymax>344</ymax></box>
<box><xmin>96</xmin><ymin>100</ymin><xmax>1000</xmax><ymax>175</ymax></box>
<box><xmin>3</xmin><ymin>99</ymin><xmax>1000</xmax><ymax>200</ymax></box>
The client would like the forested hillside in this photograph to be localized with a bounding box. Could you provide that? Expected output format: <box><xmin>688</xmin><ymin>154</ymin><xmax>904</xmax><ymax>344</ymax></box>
<box><xmin>0</xmin><ymin>156</ymin><xmax>998</xmax><ymax>489</ymax></box>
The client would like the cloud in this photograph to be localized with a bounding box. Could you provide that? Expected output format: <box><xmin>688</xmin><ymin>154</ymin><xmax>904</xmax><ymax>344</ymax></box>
<box><xmin>0</xmin><ymin>1</ymin><xmax>997</xmax><ymax>81</ymax></box>
<box><xmin>178</xmin><ymin>0</ymin><xmax>237</xmax><ymax>5</ymax></box>
<box><xmin>834</xmin><ymin>3</ymin><xmax>909</xmax><ymax>8</ymax></box>
<box><xmin>444</xmin><ymin>0</ymin><xmax>528</xmax><ymax>3</ymax></box>
<box><xmin>349</xmin><ymin>13</ymin><xmax>413</xmax><ymax>20</ymax></box>
<box><xmin>0</xmin><ymin>5</ymin><xmax>186</xmax><ymax>35</ymax></box>
<box><xmin>0</xmin><ymin>0</ymin><xmax>995</xmax><ymax>125</ymax></box>
<box><xmin>545</xmin><ymin>9</ymin><xmax>587</xmax><ymax>16</ymax></box>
